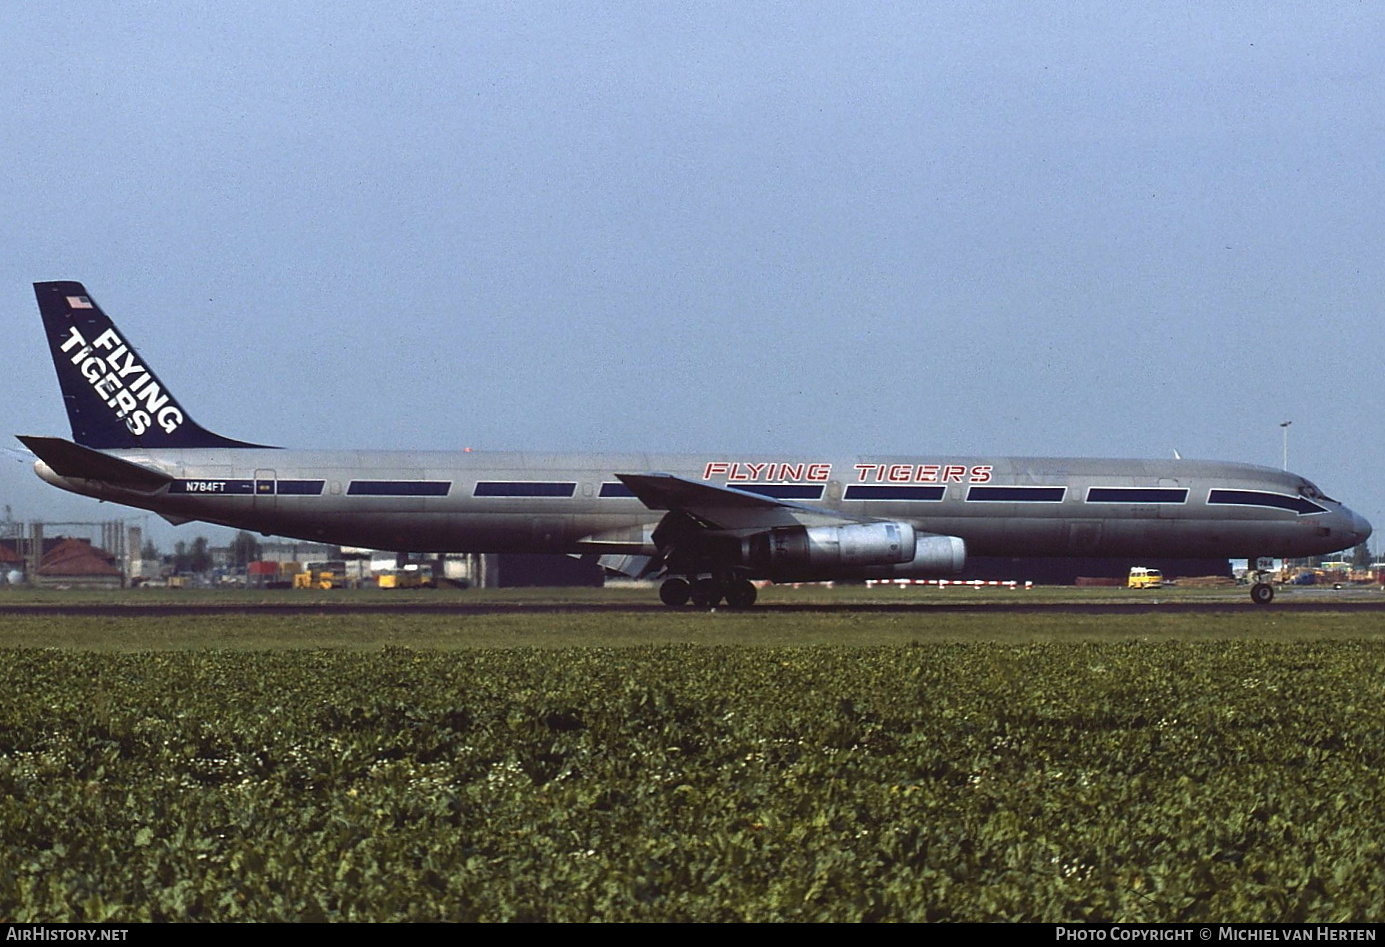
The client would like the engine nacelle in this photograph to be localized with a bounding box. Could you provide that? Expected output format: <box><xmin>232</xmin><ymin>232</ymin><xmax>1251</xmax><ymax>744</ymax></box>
<box><xmin>873</xmin><ymin>532</ymin><xmax>967</xmax><ymax>578</ymax></box>
<box><xmin>743</xmin><ymin>522</ymin><xmax>966</xmax><ymax>581</ymax></box>
<box><xmin>746</xmin><ymin>521</ymin><xmax>916</xmax><ymax>577</ymax></box>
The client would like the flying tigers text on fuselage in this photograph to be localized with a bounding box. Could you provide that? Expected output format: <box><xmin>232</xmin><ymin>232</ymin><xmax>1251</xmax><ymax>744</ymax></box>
<box><xmin>701</xmin><ymin>462</ymin><xmax>995</xmax><ymax>484</ymax></box>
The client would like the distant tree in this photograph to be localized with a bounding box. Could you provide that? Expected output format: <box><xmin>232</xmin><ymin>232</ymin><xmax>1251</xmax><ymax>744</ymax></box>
<box><xmin>1353</xmin><ymin>542</ymin><xmax>1372</xmax><ymax>568</ymax></box>
<box><xmin>140</xmin><ymin>539</ymin><xmax>159</xmax><ymax>561</ymax></box>
<box><xmin>172</xmin><ymin>537</ymin><xmax>213</xmax><ymax>574</ymax></box>
<box><xmin>230</xmin><ymin>531</ymin><xmax>262</xmax><ymax>568</ymax></box>
<box><xmin>190</xmin><ymin>536</ymin><xmax>212</xmax><ymax>573</ymax></box>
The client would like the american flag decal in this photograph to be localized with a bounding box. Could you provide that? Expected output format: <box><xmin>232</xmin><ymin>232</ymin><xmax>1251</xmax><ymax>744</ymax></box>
<box><xmin>66</xmin><ymin>296</ymin><xmax>93</xmax><ymax>309</ymax></box>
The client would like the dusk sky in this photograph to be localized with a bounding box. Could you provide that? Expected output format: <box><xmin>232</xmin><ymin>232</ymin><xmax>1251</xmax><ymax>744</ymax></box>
<box><xmin>2</xmin><ymin>3</ymin><xmax>1382</xmax><ymax>553</ymax></box>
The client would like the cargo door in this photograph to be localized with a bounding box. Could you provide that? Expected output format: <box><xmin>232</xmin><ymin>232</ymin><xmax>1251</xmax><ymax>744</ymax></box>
<box><xmin>1066</xmin><ymin>520</ymin><xmax>1104</xmax><ymax>554</ymax></box>
<box><xmin>252</xmin><ymin>469</ymin><xmax>277</xmax><ymax>517</ymax></box>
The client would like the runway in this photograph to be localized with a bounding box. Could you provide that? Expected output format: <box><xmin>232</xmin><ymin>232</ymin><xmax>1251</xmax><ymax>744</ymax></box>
<box><xmin>4</xmin><ymin>598</ymin><xmax>1385</xmax><ymax>617</ymax></box>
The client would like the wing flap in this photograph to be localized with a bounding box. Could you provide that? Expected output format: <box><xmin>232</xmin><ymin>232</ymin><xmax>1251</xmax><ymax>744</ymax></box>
<box><xmin>615</xmin><ymin>472</ymin><xmax>856</xmax><ymax>530</ymax></box>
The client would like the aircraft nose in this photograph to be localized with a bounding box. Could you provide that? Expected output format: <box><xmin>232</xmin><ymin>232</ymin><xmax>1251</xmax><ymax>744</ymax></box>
<box><xmin>1351</xmin><ymin>510</ymin><xmax>1373</xmax><ymax>546</ymax></box>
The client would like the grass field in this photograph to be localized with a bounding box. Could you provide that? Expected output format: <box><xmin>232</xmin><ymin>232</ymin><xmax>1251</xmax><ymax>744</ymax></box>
<box><xmin>2</xmin><ymin>588</ymin><xmax>1383</xmax><ymax>921</ymax></box>
<box><xmin>1</xmin><ymin>605</ymin><xmax>1384</xmax><ymax>650</ymax></box>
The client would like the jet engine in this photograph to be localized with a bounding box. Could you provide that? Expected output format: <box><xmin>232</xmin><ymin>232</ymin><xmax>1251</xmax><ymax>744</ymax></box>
<box><xmin>743</xmin><ymin>521</ymin><xmax>965</xmax><ymax>580</ymax></box>
<box><xmin>746</xmin><ymin>521</ymin><xmax>914</xmax><ymax>574</ymax></box>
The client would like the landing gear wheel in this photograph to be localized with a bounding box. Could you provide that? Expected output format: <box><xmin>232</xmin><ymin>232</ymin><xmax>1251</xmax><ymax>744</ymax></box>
<box><xmin>690</xmin><ymin>578</ymin><xmax>723</xmax><ymax>608</ymax></box>
<box><xmin>724</xmin><ymin>579</ymin><xmax>758</xmax><ymax>609</ymax></box>
<box><xmin>1250</xmin><ymin>582</ymin><xmax>1275</xmax><ymax>605</ymax></box>
<box><xmin>659</xmin><ymin>577</ymin><xmax>691</xmax><ymax>607</ymax></box>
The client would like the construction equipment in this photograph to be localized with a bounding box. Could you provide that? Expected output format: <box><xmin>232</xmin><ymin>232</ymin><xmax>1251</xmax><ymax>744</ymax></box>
<box><xmin>293</xmin><ymin>560</ymin><xmax>348</xmax><ymax>589</ymax></box>
<box><xmin>377</xmin><ymin>562</ymin><xmax>435</xmax><ymax>589</ymax></box>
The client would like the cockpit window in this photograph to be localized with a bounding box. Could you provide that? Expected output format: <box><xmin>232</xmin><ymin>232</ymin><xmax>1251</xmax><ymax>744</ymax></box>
<box><xmin>1300</xmin><ymin>481</ymin><xmax>1338</xmax><ymax>504</ymax></box>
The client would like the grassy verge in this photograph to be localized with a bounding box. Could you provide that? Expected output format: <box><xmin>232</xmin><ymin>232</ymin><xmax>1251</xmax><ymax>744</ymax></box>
<box><xmin>0</xmin><ymin>608</ymin><xmax>1382</xmax><ymax>649</ymax></box>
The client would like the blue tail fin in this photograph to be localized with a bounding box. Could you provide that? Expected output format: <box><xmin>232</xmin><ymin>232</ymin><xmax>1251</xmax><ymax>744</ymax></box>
<box><xmin>34</xmin><ymin>281</ymin><xmax>273</xmax><ymax>450</ymax></box>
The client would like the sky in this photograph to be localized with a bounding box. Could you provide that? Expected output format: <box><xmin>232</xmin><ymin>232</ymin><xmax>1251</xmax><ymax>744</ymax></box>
<box><xmin>1</xmin><ymin>2</ymin><xmax>1382</xmax><ymax>554</ymax></box>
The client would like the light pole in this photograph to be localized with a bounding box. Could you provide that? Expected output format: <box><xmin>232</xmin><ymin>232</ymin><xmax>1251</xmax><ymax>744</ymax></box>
<box><xmin>1280</xmin><ymin>420</ymin><xmax>1292</xmax><ymax>471</ymax></box>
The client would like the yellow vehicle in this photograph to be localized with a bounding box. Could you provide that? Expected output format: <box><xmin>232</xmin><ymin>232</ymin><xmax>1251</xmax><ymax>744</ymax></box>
<box><xmin>293</xmin><ymin>560</ymin><xmax>348</xmax><ymax>589</ymax></box>
<box><xmin>1128</xmin><ymin>567</ymin><xmax>1163</xmax><ymax>590</ymax></box>
<box><xmin>377</xmin><ymin>563</ymin><xmax>436</xmax><ymax>589</ymax></box>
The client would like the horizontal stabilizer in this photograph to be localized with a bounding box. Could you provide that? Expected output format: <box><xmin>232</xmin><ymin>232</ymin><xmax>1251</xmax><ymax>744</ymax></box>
<box><xmin>16</xmin><ymin>435</ymin><xmax>172</xmax><ymax>491</ymax></box>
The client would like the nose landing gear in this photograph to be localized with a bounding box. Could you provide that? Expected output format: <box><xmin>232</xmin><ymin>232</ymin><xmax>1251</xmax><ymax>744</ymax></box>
<box><xmin>1246</xmin><ymin>559</ymin><xmax>1276</xmax><ymax>605</ymax></box>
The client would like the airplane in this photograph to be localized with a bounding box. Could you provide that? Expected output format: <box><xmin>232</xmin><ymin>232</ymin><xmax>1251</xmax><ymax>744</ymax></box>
<box><xmin>17</xmin><ymin>280</ymin><xmax>1372</xmax><ymax>607</ymax></box>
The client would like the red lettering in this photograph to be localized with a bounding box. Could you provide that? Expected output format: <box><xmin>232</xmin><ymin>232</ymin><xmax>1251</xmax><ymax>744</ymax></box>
<box><xmin>916</xmin><ymin>465</ymin><xmax>940</xmax><ymax>483</ymax></box>
<box><xmin>744</xmin><ymin>462</ymin><xmax>767</xmax><ymax>481</ymax></box>
<box><xmin>969</xmin><ymin>465</ymin><xmax>993</xmax><ymax>484</ymax></box>
<box><xmin>703</xmin><ymin>462</ymin><xmax>731</xmax><ymax>480</ymax></box>
<box><xmin>807</xmin><ymin>463</ymin><xmax>831</xmax><ymax>482</ymax></box>
<box><xmin>728</xmin><ymin>463</ymin><xmax>749</xmax><ymax>481</ymax></box>
<box><xmin>888</xmin><ymin>464</ymin><xmax>911</xmax><ymax>482</ymax></box>
<box><xmin>942</xmin><ymin>465</ymin><xmax>967</xmax><ymax>482</ymax></box>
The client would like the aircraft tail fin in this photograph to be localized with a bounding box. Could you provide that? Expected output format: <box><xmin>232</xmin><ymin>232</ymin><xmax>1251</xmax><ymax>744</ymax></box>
<box><xmin>33</xmin><ymin>281</ymin><xmax>273</xmax><ymax>450</ymax></box>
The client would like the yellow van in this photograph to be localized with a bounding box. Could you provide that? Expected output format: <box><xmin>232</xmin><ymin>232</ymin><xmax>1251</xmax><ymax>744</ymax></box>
<box><xmin>1128</xmin><ymin>567</ymin><xmax>1163</xmax><ymax>589</ymax></box>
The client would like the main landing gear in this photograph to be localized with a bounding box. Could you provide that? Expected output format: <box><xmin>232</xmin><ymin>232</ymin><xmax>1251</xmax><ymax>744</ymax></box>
<box><xmin>659</xmin><ymin>575</ymin><xmax>758</xmax><ymax>608</ymax></box>
<box><xmin>1246</xmin><ymin>559</ymin><xmax>1275</xmax><ymax>605</ymax></box>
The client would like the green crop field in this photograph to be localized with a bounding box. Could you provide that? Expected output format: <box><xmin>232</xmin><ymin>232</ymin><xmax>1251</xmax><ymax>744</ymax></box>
<box><xmin>1</xmin><ymin>594</ymin><xmax>1383</xmax><ymax>921</ymax></box>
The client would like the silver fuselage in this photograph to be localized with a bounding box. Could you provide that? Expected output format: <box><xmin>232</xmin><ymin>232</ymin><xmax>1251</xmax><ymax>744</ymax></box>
<box><xmin>36</xmin><ymin>448</ymin><xmax>1370</xmax><ymax>561</ymax></box>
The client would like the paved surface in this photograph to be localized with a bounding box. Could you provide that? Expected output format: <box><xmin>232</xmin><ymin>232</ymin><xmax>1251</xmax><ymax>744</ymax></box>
<box><xmin>3</xmin><ymin>598</ymin><xmax>1385</xmax><ymax>617</ymax></box>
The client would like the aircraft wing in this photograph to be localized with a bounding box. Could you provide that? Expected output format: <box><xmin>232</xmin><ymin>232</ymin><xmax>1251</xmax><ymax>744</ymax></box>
<box><xmin>615</xmin><ymin>472</ymin><xmax>857</xmax><ymax>530</ymax></box>
<box><xmin>16</xmin><ymin>435</ymin><xmax>173</xmax><ymax>492</ymax></box>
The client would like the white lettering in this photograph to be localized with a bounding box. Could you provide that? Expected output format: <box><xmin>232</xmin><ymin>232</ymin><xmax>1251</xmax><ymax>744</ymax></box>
<box><xmin>59</xmin><ymin>321</ymin><xmax>184</xmax><ymax>438</ymax></box>
<box><xmin>1109</xmin><ymin>928</ymin><xmax>1194</xmax><ymax>941</ymax></box>
<box><xmin>157</xmin><ymin>405</ymin><xmax>183</xmax><ymax>433</ymax></box>
<box><xmin>111</xmin><ymin>388</ymin><xmax>137</xmax><ymax>417</ymax></box>
<box><xmin>113</xmin><ymin>351</ymin><xmax>146</xmax><ymax>380</ymax></box>
<box><xmin>94</xmin><ymin>372</ymin><xmax>121</xmax><ymax>399</ymax></box>
<box><xmin>59</xmin><ymin>326</ymin><xmax>87</xmax><ymax>353</ymax></box>
<box><xmin>137</xmin><ymin>379</ymin><xmax>169</xmax><ymax>414</ymax></box>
